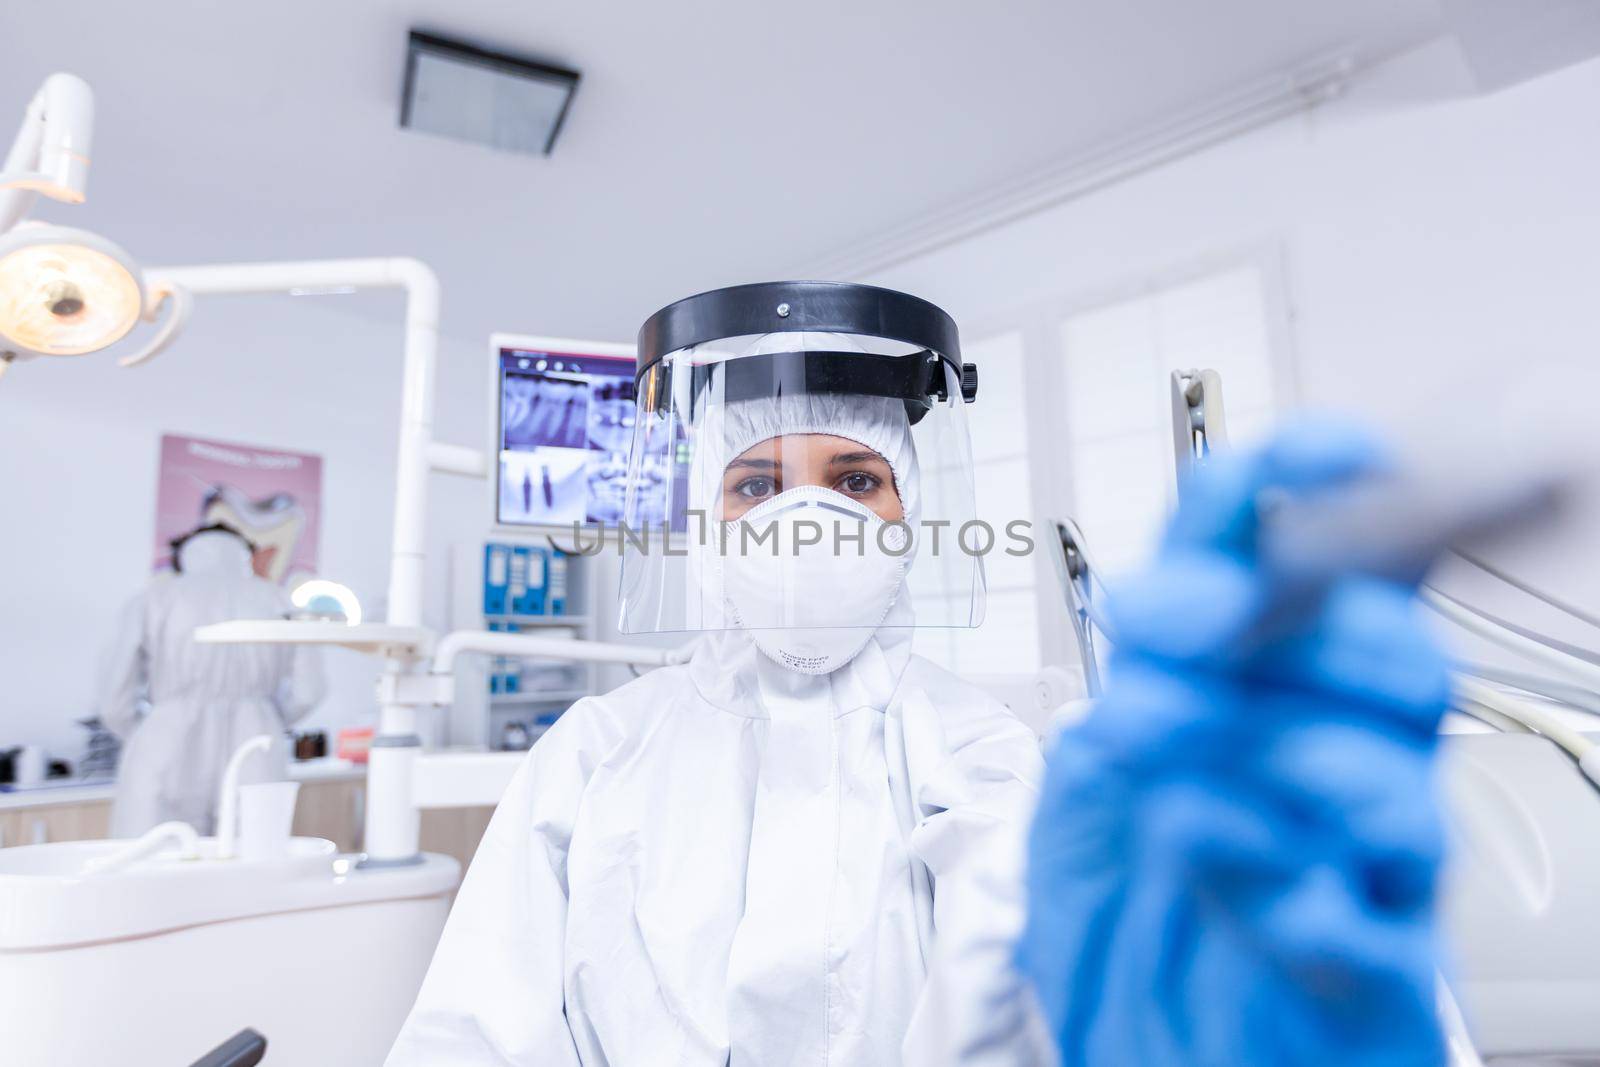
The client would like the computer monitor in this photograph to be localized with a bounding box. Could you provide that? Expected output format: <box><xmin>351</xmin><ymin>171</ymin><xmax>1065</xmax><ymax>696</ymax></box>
<box><xmin>491</xmin><ymin>334</ymin><xmax>681</xmax><ymax>529</ymax></box>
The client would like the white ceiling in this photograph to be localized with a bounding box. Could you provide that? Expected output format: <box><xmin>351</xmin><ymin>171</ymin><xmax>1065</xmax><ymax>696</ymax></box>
<box><xmin>0</xmin><ymin>0</ymin><xmax>1444</xmax><ymax>343</ymax></box>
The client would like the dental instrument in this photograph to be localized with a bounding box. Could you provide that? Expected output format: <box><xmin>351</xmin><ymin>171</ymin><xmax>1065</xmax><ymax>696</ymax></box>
<box><xmin>1170</xmin><ymin>368</ymin><xmax>1228</xmax><ymax>492</ymax></box>
<box><xmin>1045</xmin><ymin>517</ymin><xmax>1111</xmax><ymax>698</ymax></box>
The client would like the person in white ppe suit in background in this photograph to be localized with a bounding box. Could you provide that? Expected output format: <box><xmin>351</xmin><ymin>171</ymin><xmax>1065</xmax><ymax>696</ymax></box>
<box><xmin>99</xmin><ymin>522</ymin><xmax>326</xmax><ymax>838</ymax></box>
<box><xmin>389</xmin><ymin>282</ymin><xmax>1052</xmax><ymax>1066</ymax></box>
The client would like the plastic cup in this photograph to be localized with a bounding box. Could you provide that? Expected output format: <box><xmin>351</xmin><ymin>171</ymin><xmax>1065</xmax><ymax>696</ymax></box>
<box><xmin>14</xmin><ymin>746</ymin><xmax>46</xmax><ymax>787</ymax></box>
<box><xmin>237</xmin><ymin>781</ymin><xmax>300</xmax><ymax>861</ymax></box>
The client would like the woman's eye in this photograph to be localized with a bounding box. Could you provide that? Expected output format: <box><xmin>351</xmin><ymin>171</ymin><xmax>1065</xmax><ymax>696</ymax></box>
<box><xmin>735</xmin><ymin>477</ymin><xmax>776</xmax><ymax>499</ymax></box>
<box><xmin>839</xmin><ymin>472</ymin><xmax>880</xmax><ymax>495</ymax></box>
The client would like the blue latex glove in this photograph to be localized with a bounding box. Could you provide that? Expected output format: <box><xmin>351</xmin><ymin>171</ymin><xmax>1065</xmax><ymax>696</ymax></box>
<box><xmin>1020</xmin><ymin>423</ymin><xmax>1452</xmax><ymax>1067</ymax></box>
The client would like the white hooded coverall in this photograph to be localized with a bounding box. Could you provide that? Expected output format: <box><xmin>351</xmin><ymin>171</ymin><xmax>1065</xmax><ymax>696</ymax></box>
<box><xmin>389</xmin><ymin>378</ymin><xmax>1050</xmax><ymax>1066</ymax></box>
<box><xmin>99</xmin><ymin>530</ymin><xmax>326</xmax><ymax>837</ymax></box>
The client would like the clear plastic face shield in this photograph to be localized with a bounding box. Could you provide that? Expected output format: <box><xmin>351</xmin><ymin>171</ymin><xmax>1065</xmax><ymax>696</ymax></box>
<box><xmin>616</xmin><ymin>282</ymin><xmax>985</xmax><ymax>661</ymax></box>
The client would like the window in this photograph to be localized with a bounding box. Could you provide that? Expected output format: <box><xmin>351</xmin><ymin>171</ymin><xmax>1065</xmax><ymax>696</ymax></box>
<box><xmin>1059</xmin><ymin>262</ymin><xmax>1284</xmax><ymax>574</ymax></box>
<box><xmin>915</xmin><ymin>329</ymin><xmax>1041</xmax><ymax>676</ymax></box>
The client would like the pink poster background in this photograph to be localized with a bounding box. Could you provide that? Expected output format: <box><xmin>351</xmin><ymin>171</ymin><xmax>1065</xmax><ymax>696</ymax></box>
<box><xmin>152</xmin><ymin>433</ymin><xmax>323</xmax><ymax>584</ymax></box>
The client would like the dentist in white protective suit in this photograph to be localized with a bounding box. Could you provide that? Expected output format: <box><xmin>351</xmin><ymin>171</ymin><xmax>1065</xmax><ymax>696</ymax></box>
<box><xmin>388</xmin><ymin>282</ymin><xmax>1053</xmax><ymax>1066</ymax></box>
<box><xmin>99</xmin><ymin>523</ymin><xmax>326</xmax><ymax>837</ymax></box>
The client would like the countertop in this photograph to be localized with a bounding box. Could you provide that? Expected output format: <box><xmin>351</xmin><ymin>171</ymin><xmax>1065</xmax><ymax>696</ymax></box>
<box><xmin>0</xmin><ymin>757</ymin><xmax>367</xmax><ymax>811</ymax></box>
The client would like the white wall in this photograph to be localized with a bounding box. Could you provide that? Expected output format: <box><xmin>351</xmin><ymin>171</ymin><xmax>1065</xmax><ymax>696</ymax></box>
<box><xmin>863</xmin><ymin>37</ymin><xmax>1600</xmax><ymax>672</ymax></box>
<box><xmin>0</xmin><ymin>291</ymin><xmax>502</xmax><ymax>759</ymax></box>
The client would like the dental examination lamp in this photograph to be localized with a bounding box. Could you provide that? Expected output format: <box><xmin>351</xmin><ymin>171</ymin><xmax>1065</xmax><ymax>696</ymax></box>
<box><xmin>0</xmin><ymin>73</ymin><xmax>187</xmax><ymax>379</ymax></box>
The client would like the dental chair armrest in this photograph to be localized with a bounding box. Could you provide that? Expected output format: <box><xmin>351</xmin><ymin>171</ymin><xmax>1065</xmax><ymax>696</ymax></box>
<box><xmin>186</xmin><ymin>1028</ymin><xmax>267</xmax><ymax>1067</ymax></box>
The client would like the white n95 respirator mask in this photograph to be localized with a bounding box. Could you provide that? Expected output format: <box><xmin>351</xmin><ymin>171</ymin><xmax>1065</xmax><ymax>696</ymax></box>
<box><xmin>718</xmin><ymin>485</ymin><xmax>911</xmax><ymax>675</ymax></box>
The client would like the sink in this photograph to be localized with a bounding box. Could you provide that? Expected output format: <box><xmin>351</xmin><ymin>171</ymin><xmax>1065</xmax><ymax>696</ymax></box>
<box><xmin>0</xmin><ymin>837</ymin><xmax>460</xmax><ymax>1067</ymax></box>
<box><xmin>0</xmin><ymin>836</ymin><xmax>344</xmax><ymax>950</ymax></box>
<box><xmin>0</xmin><ymin>835</ymin><xmax>335</xmax><ymax>878</ymax></box>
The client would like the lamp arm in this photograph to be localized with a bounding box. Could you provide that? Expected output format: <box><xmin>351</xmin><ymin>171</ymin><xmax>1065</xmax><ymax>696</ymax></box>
<box><xmin>0</xmin><ymin>87</ymin><xmax>46</xmax><ymax>233</ymax></box>
<box><xmin>0</xmin><ymin>73</ymin><xmax>94</xmax><ymax>231</ymax></box>
<box><xmin>118</xmin><ymin>279</ymin><xmax>193</xmax><ymax>368</ymax></box>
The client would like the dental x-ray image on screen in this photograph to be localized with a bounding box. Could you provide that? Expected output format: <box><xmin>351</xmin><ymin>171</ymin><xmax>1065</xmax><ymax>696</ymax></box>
<box><xmin>495</xmin><ymin>342</ymin><xmax>682</xmax><ymax>527</ymax></box>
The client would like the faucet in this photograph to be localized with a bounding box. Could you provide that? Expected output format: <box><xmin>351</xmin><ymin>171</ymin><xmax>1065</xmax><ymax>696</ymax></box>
<box><xmin>215</xmin><ymin>734</ymin><xmax>275</xmax><ymax>860</ymax></box>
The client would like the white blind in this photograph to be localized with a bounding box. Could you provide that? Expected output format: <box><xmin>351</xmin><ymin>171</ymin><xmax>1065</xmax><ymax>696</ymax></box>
<box><xmin>1060</xmin><ymin>263</ymin><xmax>1280</xmax><ymax>573</ymax></box>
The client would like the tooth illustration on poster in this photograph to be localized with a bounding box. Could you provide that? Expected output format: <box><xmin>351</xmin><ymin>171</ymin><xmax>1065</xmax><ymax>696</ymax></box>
<box><xmin>152</xmin><ymin>434</ymin><xmax>324</xmax><ymax>585</ymax></box>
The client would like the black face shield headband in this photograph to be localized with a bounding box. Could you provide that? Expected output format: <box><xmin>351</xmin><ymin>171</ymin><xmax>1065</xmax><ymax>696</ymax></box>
<box><xmin>634</xmin><ymin>281</ymin><xmax>978</xmax><ymax>423</ymax></box>
<box><xmin>681</xmin><ymin>349</ymin><xmax>963</xmax><ymax>425</ymax></box>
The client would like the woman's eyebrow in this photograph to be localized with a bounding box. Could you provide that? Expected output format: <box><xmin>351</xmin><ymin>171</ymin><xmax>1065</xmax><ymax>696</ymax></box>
<box><xmin>827</xmin><ymin>450</ymin><xmax>888</xmax><ymax>466</ymax></box>
<box><xmin>726</xmin><ymin>457</ymin><xmax>779</xmax><ymax>472</ymax></box>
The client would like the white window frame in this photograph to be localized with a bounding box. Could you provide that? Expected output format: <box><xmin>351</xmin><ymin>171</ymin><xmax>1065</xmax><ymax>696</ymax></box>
<box><xmin>960</xmin><ymin>243</ymin><xmax>1301</xmax><ymax>674</ymax></box>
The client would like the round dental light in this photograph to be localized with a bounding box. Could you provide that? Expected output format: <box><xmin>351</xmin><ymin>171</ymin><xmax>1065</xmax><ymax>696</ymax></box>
<box><xmin>288</xmin><ymin>578</ymin><xmax>363</xmax><ymax>626</ymax></box>
<box><xmin>0</xmin><ymin>224</ymin><xmax>144</xmax><ymax>357</ymax></box>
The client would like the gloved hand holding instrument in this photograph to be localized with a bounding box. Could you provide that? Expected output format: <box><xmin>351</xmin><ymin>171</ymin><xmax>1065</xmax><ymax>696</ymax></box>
<box><xmin>1020</xmin><ymin>420</ymin><xmax>1568</xmax><ymax>1066</ymax></box>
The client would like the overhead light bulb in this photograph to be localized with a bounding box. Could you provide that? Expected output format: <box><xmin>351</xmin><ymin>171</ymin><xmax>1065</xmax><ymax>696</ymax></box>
<box><xmin>0</xmin><ymin>224</ymin><xmax>143</xmax><ymax>356</ymax></box>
